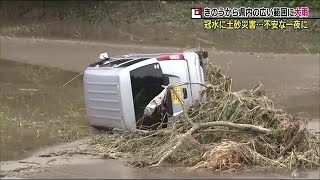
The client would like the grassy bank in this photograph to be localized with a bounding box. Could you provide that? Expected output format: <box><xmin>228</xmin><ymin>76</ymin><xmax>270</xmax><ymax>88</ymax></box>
<box><xmin>1</xmin><ymin>0</ymin><xmax>319</xmax><ymax>53</ymax></box>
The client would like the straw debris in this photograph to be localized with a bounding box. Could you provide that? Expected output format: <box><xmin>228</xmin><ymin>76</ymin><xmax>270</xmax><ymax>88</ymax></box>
<box><xmin>91</xmin><ymin>61</ymin><xmax>320</xmax><ymax>172</ymax></box>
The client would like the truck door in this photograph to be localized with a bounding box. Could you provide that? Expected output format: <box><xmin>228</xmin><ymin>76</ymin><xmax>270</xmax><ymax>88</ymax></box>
<box><xmin>158</xmin><ymin>60</ymin><xmax>192</xmax><ymax>116</ymax></box>
<box><xmin>130</xmin><ymin>62</ymin><xmax>168</xmax><ymax>130</ymax></box>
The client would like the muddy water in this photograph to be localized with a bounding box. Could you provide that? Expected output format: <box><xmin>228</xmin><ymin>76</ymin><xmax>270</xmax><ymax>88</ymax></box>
<box><xmin>0</xmin><ymin>59</ymin><xmax>92</xmax><ymax>161</ymax></box>
<box><xmin>18</xmin><ymin>159</ymin><xmax>320</xmax><ymax>179</ymax></box>
<box><xmin>1</xmin><ymin>59</ymin><xmax>319</xmax><ymax>179</ymax></box>
<box><xmin>0</xmin><ymin>37</ymin><xmax>319</xmax><ymax>178</ymax></box>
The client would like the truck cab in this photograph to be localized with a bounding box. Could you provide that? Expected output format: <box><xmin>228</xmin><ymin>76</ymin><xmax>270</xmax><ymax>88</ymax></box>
<box><xmin>83</xmin><ymin>50</ymin><xmax>207</xmax><ymax>130</ymax></box>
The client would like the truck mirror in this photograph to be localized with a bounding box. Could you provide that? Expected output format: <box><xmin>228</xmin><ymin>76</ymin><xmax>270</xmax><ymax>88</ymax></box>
<box><xmin>203</xmin><ymin>51</ymin><xmax>208</xmax><ymax>58</ymax></box>
<box><xmin>99</xmin><ymin>52</ymin><xmax>109</xmax><ymax>60</ymax></box>
<box><xmin>196</xmin><ymin>50</ymin><xmax>208</xmax><ymax>59</ymax></box>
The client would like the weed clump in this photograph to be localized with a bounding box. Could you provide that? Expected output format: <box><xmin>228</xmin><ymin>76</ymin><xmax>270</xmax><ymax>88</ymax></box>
<box><xmin>92</xmin><ymin>61</ymin><xmax>320</xmax><ymax>172</ymax></box>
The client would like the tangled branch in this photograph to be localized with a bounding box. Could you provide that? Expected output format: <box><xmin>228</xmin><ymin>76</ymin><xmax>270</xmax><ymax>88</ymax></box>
<box><xmin>92</xmin><ymin>61</ymin><xmax>320</xmax><ymax>173</ymax></box>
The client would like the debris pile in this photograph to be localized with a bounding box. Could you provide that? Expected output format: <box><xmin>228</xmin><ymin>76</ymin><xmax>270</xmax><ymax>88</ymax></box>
<box><xmin>92</xmin><ymin>61</ymin><xmax>320</xmax><ymax>172</ymax></box>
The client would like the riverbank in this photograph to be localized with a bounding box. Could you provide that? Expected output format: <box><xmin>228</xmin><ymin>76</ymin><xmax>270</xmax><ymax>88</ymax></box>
<box><xmin>0</xmin><ymin>36</ymin><xmax>319</xmax><ymax>178</ymax></box>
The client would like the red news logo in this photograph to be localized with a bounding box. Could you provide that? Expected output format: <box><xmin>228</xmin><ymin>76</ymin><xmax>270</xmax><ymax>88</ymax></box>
<box><xmin>191</xmin><ymin>8</ymin><xmax>202</xmax><ymax>19</ymax></box>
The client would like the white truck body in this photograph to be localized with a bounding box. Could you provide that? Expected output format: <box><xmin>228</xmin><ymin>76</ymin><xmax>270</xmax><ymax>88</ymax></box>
<box><xmin>83</xmin><ymin>51</ymin><xmax>207</xmax><ymax>130</ymax></box>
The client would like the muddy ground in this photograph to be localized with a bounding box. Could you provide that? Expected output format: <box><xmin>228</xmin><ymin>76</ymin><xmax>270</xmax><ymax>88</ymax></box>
<box><xmin>0</xmin><ymin>58</ymin><xmax>94</xmax><ymax>161</ymax></box>
<box><xmin>0</xmin><ymin>36</ymin><xmax>319</xmax><ymax>178</ymax></box>
<box><xmin>1</xmin><ymin>36</ymin><xmax>319</xmax><ymax>119</ymax></box>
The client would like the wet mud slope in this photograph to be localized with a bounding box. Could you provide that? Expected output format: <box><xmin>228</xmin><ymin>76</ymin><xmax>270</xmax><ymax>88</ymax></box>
<box><xmin>0</xmin><ymin>37</ymin><xmax>319</xmax><ymax>179</ymax></box>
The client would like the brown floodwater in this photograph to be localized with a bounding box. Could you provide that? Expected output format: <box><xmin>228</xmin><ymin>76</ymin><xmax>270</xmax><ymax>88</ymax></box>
<box><xmin>1</xmin><ymin>58</ymin><xmax>319</xmax><ymax>179</ymax></box>
<box><xmin>19</xmin><ymin>159</ymin><xmax>320</xmax><ymax>179</ymax></box>
<box><xmin>0</xmin><ymin>59</ymin><xmax>92</xmax><ymax>161</ymax></box>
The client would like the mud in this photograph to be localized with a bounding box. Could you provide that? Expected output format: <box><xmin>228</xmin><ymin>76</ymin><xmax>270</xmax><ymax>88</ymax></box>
<box><xmin>0</xmin><ymin>58</ymin><xmax>91</xmax><ymax>161</ymax></box>
<box><xmin>0</xmin><ymin>36</ymin><xmax>319</xmax><ymax>178</ymax></box>
<box><xmin>1</xmin><ymin>139</ymin><xmax>94</xmax><ymax>176</ymax></box>
<box><xmin>1</xmin><ymin>139</ymin><xmax>320</xmax><ymax>179</ymax></box>
<box><xmin>1</xmin><ymin>36</ymin><xmax>319</xmax><ymax>118</ymax></box>
<box><xmin>15</xmin><ymin>161</ymin><xmax>320</xmax><ymax>179</ymax></box>
<box><xmin>2</xmin><ymin>143</ymin><xmax>320</xmax><ymax>179</ymax></box>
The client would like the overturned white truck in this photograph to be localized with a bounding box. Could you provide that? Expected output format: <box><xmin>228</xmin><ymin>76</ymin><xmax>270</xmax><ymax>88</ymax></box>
<box><xmin>83</xmin><ymin>50</ymin><xmax>208</xmax><ymax>130</ymax></box>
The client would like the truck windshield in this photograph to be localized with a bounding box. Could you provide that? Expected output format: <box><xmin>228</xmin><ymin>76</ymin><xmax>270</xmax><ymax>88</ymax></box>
<box><xmin>130</xmin><ymin>63</ymin><xmax>165</xmax><ymax>129</ymax></box>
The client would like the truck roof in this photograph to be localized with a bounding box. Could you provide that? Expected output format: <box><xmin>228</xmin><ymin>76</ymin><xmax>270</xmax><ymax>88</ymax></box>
<box><xmin>90</xmin><ymin>50</ymin><xmax>207</xmax><ymax>68</ymax></box>
<box><xmin>117</xmin><ymin>50</ymin><xmax>208</xmax><ymax>60</ymax></box>
<box><xmin>91</xmin><ymin>52</ymin><xmax>180</xmax><ymax>68</ymax></box>
<box><xmin>116</xmin><ymin>52</ymin><xmax>180</xmax><ymax>59</ymax></box>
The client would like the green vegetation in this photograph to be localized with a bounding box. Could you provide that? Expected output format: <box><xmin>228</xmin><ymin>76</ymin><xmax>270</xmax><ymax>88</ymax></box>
<box><xmin>0</xmin><ymin>1</ymin><xmax>319</xmax><ymax>51</ymax></box>
<box><xmin>1</xmin><ymin>0</ymin><xmax>319</xmax><ymax>24</ymax></box>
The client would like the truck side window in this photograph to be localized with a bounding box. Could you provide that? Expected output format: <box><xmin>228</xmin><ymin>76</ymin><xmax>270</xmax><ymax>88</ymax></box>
<box><xmin>130</xmin><ymin>63</ymin><xmax>166</xmax><ymax>129</ymax></box>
